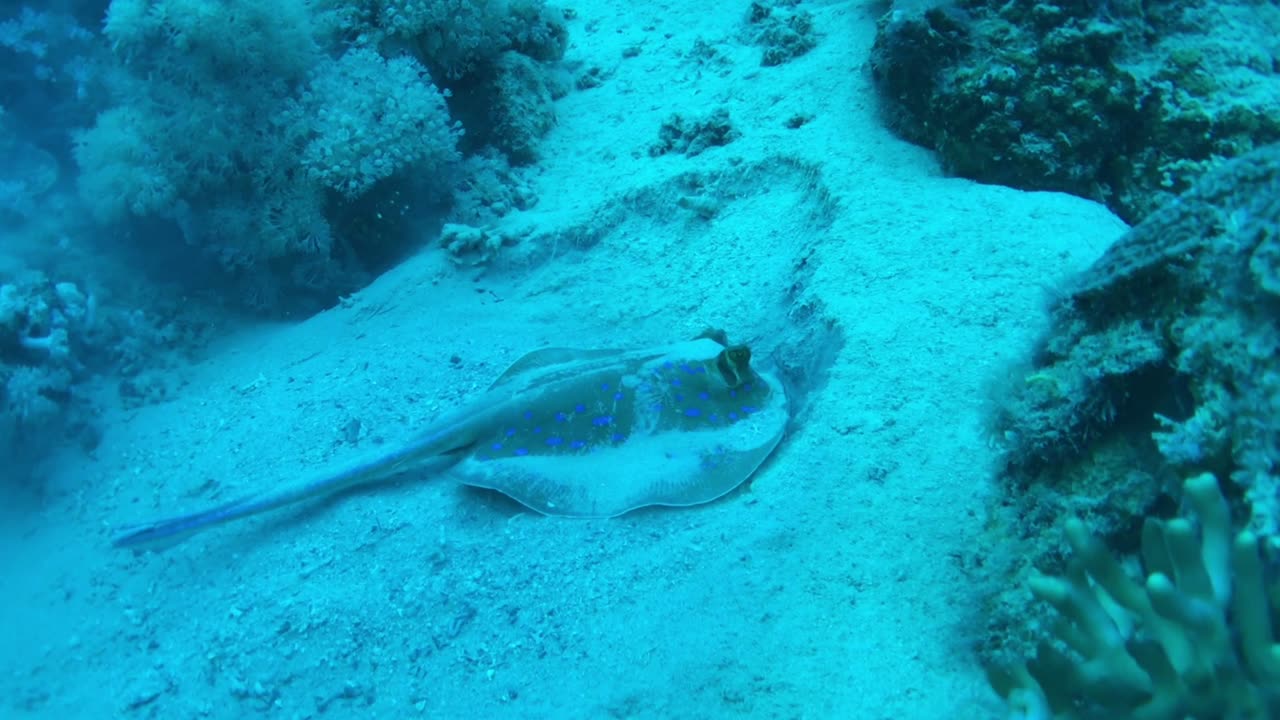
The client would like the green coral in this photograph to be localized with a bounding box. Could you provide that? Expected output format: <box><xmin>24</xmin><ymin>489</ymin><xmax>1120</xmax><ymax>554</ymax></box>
<box><xmin>989</xmin><ymin>473</ymin><xmax>1280</xmax><ymax>719</ymax></box>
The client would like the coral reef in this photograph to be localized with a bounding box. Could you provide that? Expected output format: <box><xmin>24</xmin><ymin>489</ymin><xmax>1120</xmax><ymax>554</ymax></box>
<box><xmin>0</xmin><ymin>263</ymin><xmax>209</xmax><ymax>470</ymax></box>
<box><xmin>988</xmin><ymin>143</ymin><xmax>1280</xmax><ymax>543</ymax></box>
<box><xmin>292</xmin><ymin>48</ymin><xmax>461</xmax><ymax>199</ymax></box>
<box><xmin>870</xmin><ymin>0</ymin><xmax>1280</xmax><ymax>223</ymax></box>
<box><xmin>0</xmin><ymin>1</ymin><xmax>575</xmax><ymax>469</ymax></box>
<box><xmin>650</xmin><ymin>108</ymin><xmax>741</xmax><ymax>157</ymax></box>
<box><xmin>72</xmin><ymin>0</ymin><xmax>568</xmax><ymax>314</ymax></box>
<box><xmin>439</xmin><ymin>223</ymin><xmax>517</xmax><ymax>267</ymax></box>
<box><xmin>979</xmin><ymin>143</ymin><xmax>1280</xmax><ymax>704</ymax></box>
<box><xmin>988</xmin><ymin>474</ymin><xmax>1280</xmax><ymax>718</ymax></box>
<box><xmin>0</xmin><ymin>5</ymin><xmax>105</xmax><ymax>152</ymax></box>
<box><xmin>745</xmin><ymin>0</ymin><xmax>820</xmax><ymax>67</ymax></box>
<box><xmin>0</xmin><ymin>272</ymin><xmax>99</xmax><ymax>459</ymax></box>
<box><xmin>368</xmin><ymin>0</ymin><xmax>568</xmax><ymax>79</ymax></box>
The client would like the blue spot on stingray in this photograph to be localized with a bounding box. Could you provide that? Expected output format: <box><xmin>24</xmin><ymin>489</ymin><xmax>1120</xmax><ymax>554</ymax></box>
<box><xmin>663</xmin><ymin>361</ymin><xmax>674</xmax><ymax>369</ymax></box>
<box><xmin>680</xmin><ymin>363</ymin><xmax>694</xmax><ymax>374</ymax></box>
<box><xmin>575</xmin><ymin>403</ymin><xmax>587</xmax><ymax>413</ymax></box>
<box><xmin>671</xmin><ymin>378</ymin><xmax>683</xmax><ymax>388</ymax></box>
<box><xmin>613</xmin><ymin>392</ymin><xmax>624</xmax><ymax>401</ymax></box>
<box><xmin>504</xmin><ymin>428</ymin><xmax>516</xmax><ymax>437</ymax></box>
<box><xmin>600</xmin><ymin>382</ymin><xmax>610</xmax><ymax>391</ymax></box>
<box><xmin>611</xmin><ymin>432</ymin><xmax>627</xmax><ymax>443</ymax></box>
<box><xmin>533</xmin><ymin>426</ymin><xmax>543</xmax><ymax>434</ymax></box>
<box><xmin>742</xmin><ymin>405</ymin><xmax>758</xmax><ymax>414</ymax></box>
<box><xmin>570</xmin><ymin>440</ymin><xmax>586</xmax><ymax>449</ymax></box>
<box><xmin>698</xmin><ymin>391</ymin><xmax>710</xmax><ymax>400</ymax></box>
<box><xmin>729</xmin><ymin>412</ymin><xmax>740</xmax><ymax>420</ymax></box>
<box><xmin>491</xmin><ymin>443</ymin><xmax>504</xmax><ymax>451</ymax></box>
<box><xmin>650</xmin><ymin>402</ymin><xmax>664</xmax><ymax>413</ymax></box>
<box><xmin>556</xmin><ymin>411</ymin><xmax>568</xmax><ymax>422</ymax></box>
<box><xmin>546</xmin><ymin>436</ymin><xmax>563</xmax><ymax>446</ymax></box>
<box><xmin>592</xmin><ymin>415</ymin><xmax>613</xmax><ymax>427</ymax></box>
<box><xmin>729</xmin><ymin>389</ymin><xmax>738</xmax><ymax>399</ymax></box>
<box><xmin>743</xmin><ymin>383</ymin><xmax>754</xmax><ymax>392</ymax></box>
<box><xmin>515</xmin><ymin>448</ymin><xmax>529</xmax><ymax>456</ymax></box>
<box><xmin>684</xmin><ymin>407</ymin><xmax>701</xmax><ymax>417</ymax></box>
<box><xmin>708</xmin><ymin>413</ymin><xmax>721</xmax><ymax>424</ymax></box>
<box><xmin>523</xmin><ymin>410</ymin><xmax>533</xmax><ymax>420</ymax></box>
<box><xmin>675</xmin><ymin>393</ymin><xmax>684</xmax><ymax>402</ymax></box>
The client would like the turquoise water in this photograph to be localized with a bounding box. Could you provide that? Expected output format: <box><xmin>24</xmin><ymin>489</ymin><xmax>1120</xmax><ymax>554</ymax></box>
<box><xmin>3</xmin><ymin>0</ymin><xmax>1275</xmax><ymax>718</ymax></box>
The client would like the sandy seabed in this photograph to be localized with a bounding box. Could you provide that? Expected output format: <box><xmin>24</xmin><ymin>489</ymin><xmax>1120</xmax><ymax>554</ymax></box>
<box><xmin>1</xmin><ymin>1</ymin><xmax>1126</xmax><ymax>718</ymax></box>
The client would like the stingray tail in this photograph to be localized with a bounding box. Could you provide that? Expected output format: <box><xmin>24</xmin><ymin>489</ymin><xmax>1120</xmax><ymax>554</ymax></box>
<box><xmin>110</xmin><ymin>442</ymin><xmax>460</xmax><ymax>550</ymax></box>
<box><xmin>111</xmin><ymin>466</ymin><xmax>380</xmax><ymax>550</ymax></box>
<box><xmin>111</xmin><ymin>492</ymin><xmax>278</xmax><ymax>549</ymax></box>
<box><xmin>110</xmin><ymin>414</ymin><xmax>482</xmax><ymax>550</ymax></box>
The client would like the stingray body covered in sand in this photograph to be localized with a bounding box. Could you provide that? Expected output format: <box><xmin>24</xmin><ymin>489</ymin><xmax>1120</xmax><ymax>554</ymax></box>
<box><xmin>112</xmin><ymin>334</ymin><xmax>790</xmax><ymax>548</ymax></box>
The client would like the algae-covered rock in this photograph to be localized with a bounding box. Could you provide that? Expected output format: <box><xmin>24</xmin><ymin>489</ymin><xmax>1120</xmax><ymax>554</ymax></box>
<box><xmin>979</xmin><ymin>144</ymin><xmax>1280</xmax><ymax>685</ymax></box>
<box><xmin>870</xmin><ymin>0</ymin><xmax>1280</xmax><ymax>223</ymax></box>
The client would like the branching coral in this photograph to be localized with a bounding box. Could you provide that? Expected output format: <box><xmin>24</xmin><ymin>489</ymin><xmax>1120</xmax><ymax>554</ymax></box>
<box><xmin>988</xmin><ymin>473</ymin><xmax>1280</xmax><ymax>719</ymax></box>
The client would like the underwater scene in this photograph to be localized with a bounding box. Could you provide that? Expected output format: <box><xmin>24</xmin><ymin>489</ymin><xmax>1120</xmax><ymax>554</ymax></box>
<box><xmin>2</xmin><ymin>0</ymin><xmax>1279</xmax><ymax>717</ymax></box>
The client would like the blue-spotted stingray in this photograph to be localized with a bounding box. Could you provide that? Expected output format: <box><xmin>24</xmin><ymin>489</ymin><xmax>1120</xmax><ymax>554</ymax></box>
<box><xmin>112</xmin><ymin>333</ymin><xmax>789</xmax><ymax>548</ymax></box>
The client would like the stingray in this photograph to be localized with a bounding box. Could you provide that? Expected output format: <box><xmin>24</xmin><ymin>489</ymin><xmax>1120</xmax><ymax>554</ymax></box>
<box><xmin>112</xmin><ymin>332</ymin><xmax>790</xmax><ymax>548</ymax></box>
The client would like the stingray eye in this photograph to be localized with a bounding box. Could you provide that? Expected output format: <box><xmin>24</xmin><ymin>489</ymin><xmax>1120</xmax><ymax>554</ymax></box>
<box><xmin>715</xmin><ymin>345</ymin><xmax>753</xmax><ymax>388</ymax></box>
